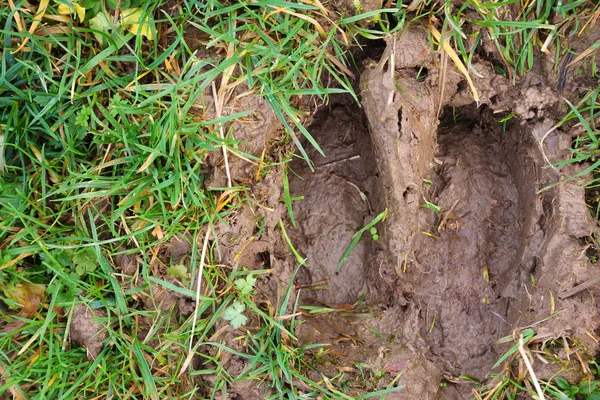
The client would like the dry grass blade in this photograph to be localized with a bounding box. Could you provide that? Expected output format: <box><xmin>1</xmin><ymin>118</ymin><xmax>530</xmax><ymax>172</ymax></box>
<box><xmin>12</xmin><ymin>0</ymin><xmax>50</xmax><ymax>54</ymax></box>
<box><xmin>8</xmin><ymin>0</ymin><xmax>24</xmax><ymax>32</ymax></box>
<box><xmin>268</xmin><ymin>7</ymin><xmax>325</xmax><ymax>34</ymax></box>
<box><xmin>179</xmin><ymin>228</ymin><xmax>211</xmax><ymax>377</ymax></box>
<box><xmin>568</xmin><ymin>41</ymin><xmax>600</xmax><ymax>67</ymax></box>
<box><xmin>518</xmin><ymin>333</ymin><xmax>546</xmax><ymax>400</ymax></box>
<box><xmin>211</xmin><ymin>81</ymin><xmax>233</xmax><ymax>188</ymax></box>
<box><xmin>0</xmin><ymin>252</ymin><xmax>33</xmax><ymax>271</ymax></box>
<box><xmin>429</xmin><ymin>25</ymin><xmax>480</xmax><ymax>104</ymax></box>
<box><xmin>482</xmin><ymin>380</ymin><xmax>504</xmax><ymax>400</ymax></box>
<box><xmin>472</xmin><ymin>388</ymin><xmax>483</xmax><ymax>400</ymax></box>
<box><xmin>437</xmin><ymin>40</ymin><xmax>448</xmax><ymax>119</ymax></box>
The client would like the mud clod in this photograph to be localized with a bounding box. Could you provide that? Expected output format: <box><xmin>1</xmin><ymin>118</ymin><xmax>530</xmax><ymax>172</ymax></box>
<box><xmin>70</xmin><ymin>304</ymin><xmax>108</xmax><ymax>361</ymax></box>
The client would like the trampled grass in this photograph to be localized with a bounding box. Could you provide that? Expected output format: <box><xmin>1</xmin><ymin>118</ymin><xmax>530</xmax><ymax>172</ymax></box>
<box><xmin>1</xmin><ymin>0</ymin><xmax>600</xmax><ymax>399</ymax></box>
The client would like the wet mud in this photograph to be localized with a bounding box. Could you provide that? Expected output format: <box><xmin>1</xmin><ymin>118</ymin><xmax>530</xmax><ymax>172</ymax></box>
<box><xmin>284</xmin><ymin>30</ymin><xmax>600</xmax><ymax>398</ymax></box>
<box><xmin>289</xmin><ymin>101</ymin><xmax>380</xmax><ymax>306</ymax></box>
<box><xmin>415</xmin><ymin>105</ymin><xmax>525</xmax><ymax>378</ymax></box>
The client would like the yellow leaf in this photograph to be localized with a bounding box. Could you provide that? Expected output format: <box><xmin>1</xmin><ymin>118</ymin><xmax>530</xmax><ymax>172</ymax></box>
<box><xmin>57</xmin><ymin>2</ymin><xmax>85</xmax><ymax>23</ymax></box>
<box><xmin>57</xmin><ymin>3</ymin><xmax>70</xmax><ymax>15</ymax></box>
<box><xmin>121</xmin><ymin>8</ymin><xmax>155</xmax><ymax>41</ymax></box>
<box><xmin>74</xmin><ymin>3</ymin><xmax>85</xmax><ymax>23</ymax></box>
<box><xmin>9</xmin><ymin>283</ymin><xmax>45</xmax><ymax>318</ymax></box>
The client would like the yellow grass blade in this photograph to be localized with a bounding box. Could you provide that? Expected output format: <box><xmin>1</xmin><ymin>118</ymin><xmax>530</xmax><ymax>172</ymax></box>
<box><xmin>430</xmin><ymin>26</ymin><xmax>480</xmax><ymax>104</ymax></box>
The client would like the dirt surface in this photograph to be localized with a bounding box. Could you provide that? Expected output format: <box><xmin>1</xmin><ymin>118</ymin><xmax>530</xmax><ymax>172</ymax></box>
<box><xmin>109</xmin><ymin>22</ymin><xmax>600</xmax><ymax>399</ymax></box>
<box><xmin>273</xmin><ymin>28</ymin><xmax>600</xmax><ymax>398</ymax></box>
<box><xmin>69</xmin><ymin>304</ymin><xmax>108</xmax><ymax>361</ymax></box>
<box><xmin>289</xmin><ymin>100</ymin><xmax>381</xmax><ymax>306</ymax></box>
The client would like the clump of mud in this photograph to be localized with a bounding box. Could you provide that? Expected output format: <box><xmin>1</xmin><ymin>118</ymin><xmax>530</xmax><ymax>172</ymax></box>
<box><xmin>283</xmin><ymin>27</ymin><xmax>600</xmax><ymax>398</ymax></box>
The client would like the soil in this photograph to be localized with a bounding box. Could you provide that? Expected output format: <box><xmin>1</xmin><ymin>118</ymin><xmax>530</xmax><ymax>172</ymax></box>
<box><xmin>289</xmin><ymin>101</ymin><xmax>381</xmax><ymax>306</ymax></box>
<box><xmin>83</xmin><ymin>20</ymin><xmax>600</xmax><ymax>400</ymax></box>
<box><xmin>70</xmin><ymin>304</ymin><xmax>108</xmax><ymax>361</ymax></box>
<box><xmin>271</xmin><ymin>28</ymin><xmax>599</xmax><ymax>399</ymax></box>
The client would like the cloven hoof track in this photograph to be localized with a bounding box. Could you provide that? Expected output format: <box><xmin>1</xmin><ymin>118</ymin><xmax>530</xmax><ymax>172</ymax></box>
<box><xmin>288</xmin><ymin>94</ymin><xmax>597</xmax><ymax>398</ymax></box>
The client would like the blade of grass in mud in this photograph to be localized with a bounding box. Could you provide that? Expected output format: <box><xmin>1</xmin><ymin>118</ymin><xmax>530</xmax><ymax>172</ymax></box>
<box><xmin>282</xmin><ymin>164</ymin><xmax>301</xmax><ymax>228</ymax></box>
<box><xmin>337</xmin><ymin>209</ymin><xmax>388</xmax><ymax>272</ymax></box>
<box><xmin>279</xmin><ymin>219</ymin><xmax>306</xmax><ymax>265</ymax></box>
<box><xmin>492</xmin><ymin>329</ymin><xmax>535</xmax><ymax>369</ymax></box>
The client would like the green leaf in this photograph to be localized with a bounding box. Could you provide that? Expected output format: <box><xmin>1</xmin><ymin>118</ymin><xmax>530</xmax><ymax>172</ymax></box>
<box><xmin>75</xmin><ymin>106</ymin><xmax>92</xmax><ymax>127</ymax></box>
<box><xmin>235</xmin><ymin>275</ymin><xmax>256</xmax><ymax>296</ymax></box>
<box><xmin>555</xmin><ymin>377</ymin><xmax>570</xmax><ymax>390</ymax></box>
<box><xmin>168</xmin><ymin>264</ymin><xmax>188</xmax><ymax>282</ymax></box>
<box><xmin>223</xmin><ymin>301</ymin><xmax>247</xmax><ymax>329</ymax></box>
<box><xmin>580</xmin><ymin>380</ymin><xmax>598</xmax><ymax>395</ymax></box>
<box><xmin>73</xmin><ymin>248</ymin><xmax>96</xmax><ymax>276</ymax></box>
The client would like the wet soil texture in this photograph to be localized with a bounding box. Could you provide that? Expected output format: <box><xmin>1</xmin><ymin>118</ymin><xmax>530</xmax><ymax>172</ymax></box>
<box><xmin>285</xmin><ymin>30</ymin><xmax>599</xmax><ymax>399</ymax></box>
<box><xmin>290</xmin><ymin>102</ymin><xmax>380</xmax><ymax>306</ymax></box>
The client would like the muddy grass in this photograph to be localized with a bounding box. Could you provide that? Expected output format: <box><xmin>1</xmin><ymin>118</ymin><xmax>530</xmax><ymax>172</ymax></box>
<box><xmin>84</xmin><ymin>25</ymin><xmax>600</xmax><ymax>399</ymax></box>
<box><xmin>256</xmin><ymin>29</ymin><xmax>599</xmax><ymax>398</ymax></box>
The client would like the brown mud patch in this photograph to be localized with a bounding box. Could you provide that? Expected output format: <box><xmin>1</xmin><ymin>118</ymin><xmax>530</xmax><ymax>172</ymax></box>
<box><xmin>280</xmin><ymin>31</ymin><xmax>600</xmax><ymax>398</ymax></box>
<box><xmin>289</xmin><ymin>99</ymin><xmax>381</xmax><ymax>306</ymax></box>
<box><xmin>103</xmin><ymin>26</ymin><xmax>600</xmax><ymax>399</ymax></box>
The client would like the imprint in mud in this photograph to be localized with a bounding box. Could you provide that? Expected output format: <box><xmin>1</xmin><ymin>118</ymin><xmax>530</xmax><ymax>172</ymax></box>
<box><xmin>287</xmin><ymin>90</ymin><xmax>598</xmax><ymax>398</ymax></box>
<box><xmin>413</xmin><ymin>104</ymin><xmax>526</xmax><ymax>376</ymax></box>
<box><xmin>289</xmin><ymin>100</ymin><xmax>380</xmax><ymax>306</ymax></box>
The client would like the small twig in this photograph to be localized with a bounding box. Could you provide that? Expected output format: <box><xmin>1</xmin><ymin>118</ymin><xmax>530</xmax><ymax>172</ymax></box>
<box><xmin>490</xmin><ymin>311</ymin><xmax>512</xmax><ymax>327</ymax></box>
<box><xmin>114</xmin><ymin>0</ymin><xmax>122</xmax><ymax>23</ymax></box>
<box><xmin>436</xmin><ymin>38</ymin><xmax>448</xmax><ymax>119</ymax></box>
<box><xmin>559</xmin><ymin>274</ymin><xmax>600</xmax><ymax>299</ymax></box>
<box><xmin>387</xmin><ymin>36</ymin><xmax>396</xmax><ymax>106</ymax></box>
<box><xmin>518</xmin><ymin>333</ymin><xmax>546</xmax><ymax>400</ymax></box>
<box><xmin>438</xmin><ymin>199</ymin><xmax>460</xmax><ymax>232</ymax></box>
<box><xmin>329</xmin><ymin>173</ymin><xmax>372</xmax><ymax>213</ymax></box>
<box><xmin>317</xmin><ymin>154</ymin><xmax>360</xmax><ymax>168</ymax></box>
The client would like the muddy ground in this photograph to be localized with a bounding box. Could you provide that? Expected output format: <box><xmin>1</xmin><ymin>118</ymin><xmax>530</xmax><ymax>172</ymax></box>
<box><xmin>226</xmin><ymin>26</ymin><xmax>600</xmax><ymax>398</ymax></box>
<box><xmin>69</xmin><ymin>20</ymin><xmax>600</xmax><ymax>400</ymax></box>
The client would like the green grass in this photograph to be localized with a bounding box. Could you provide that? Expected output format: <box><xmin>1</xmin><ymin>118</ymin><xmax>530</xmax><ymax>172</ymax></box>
<box><xmin>0</xmin><ymin>0</ymin><xmax>400</xmax><ymax>398</ymax></box>
<box><xmin>1</xmin><ymin>0</ymin><xmax>600</xmax><ymax>398</ymax></box>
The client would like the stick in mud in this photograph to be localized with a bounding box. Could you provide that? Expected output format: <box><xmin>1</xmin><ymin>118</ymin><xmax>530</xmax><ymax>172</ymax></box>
<box><xmin>559</xmin><ymin>274</ymin><xmax>600</xmax><ymax>299</ymax></box>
